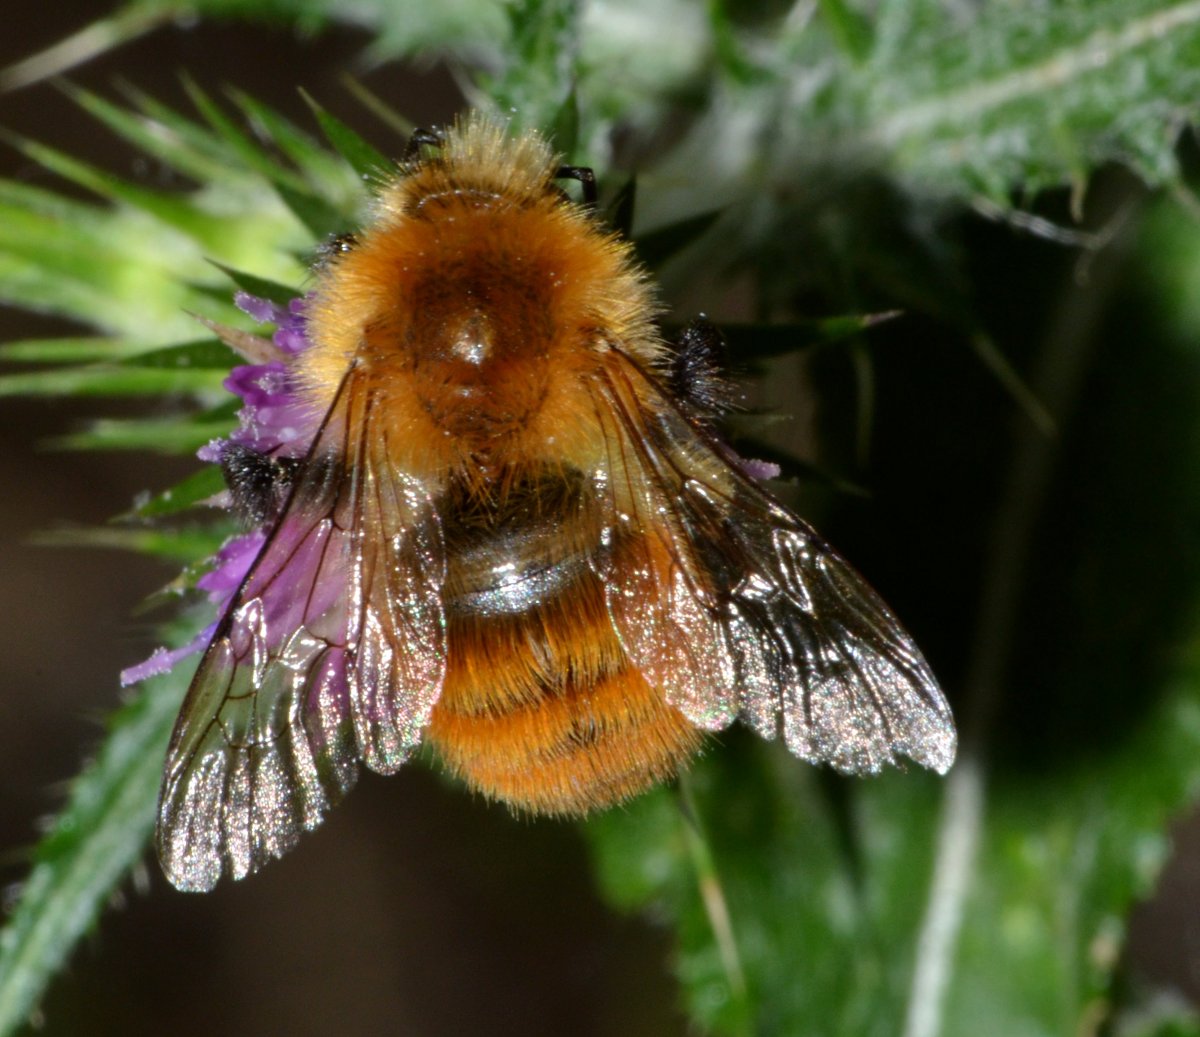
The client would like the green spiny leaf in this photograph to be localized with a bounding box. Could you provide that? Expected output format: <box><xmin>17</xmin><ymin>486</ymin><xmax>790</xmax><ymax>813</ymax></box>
<box><xmin>181</xmin><ymin>76</ymin><xmax>313</xmax><ymax>193</ymax></box>
<box><xmin>207</xmin><ymin>262</ymin><xmax>299</xmax><ymax>305</ymax></box>
<box><xmin>634</xmin><ymin>210</ymin><xmax>724</xmax><ymax>270</ymax></box>
<box><xmin>0</xmin><ymin>365</ymin><xmax>224</xmax><ymax>397</ymax></box>
<box><xmin>32</xmin><ymin>525</ymin><xmax>228</xmax><ymax>563</ymax></box>
<box><xmin>118</xmin><ymin>339</ymin><xmax>243</xmax><ymax>370</ymax></box>
<box><xmin>6</xmin><ymin>135</ymin><xmax>230</xmax><ymax>245</ymax></box>
<box><xmin>51</xmin><ymin>416</ymin><xmax>232</xmax><ymax>454</ymax></box>
<box><xmin>719</xmin><ymin>313</ymin><xmax>902</xmax><ymax>361</ymax></box>
<box><xmin>866</xmin><ymin>1</ymin><xmax>1200</xmax><ymax>198</ymax></box>
<box><xmin>271</xmin><ymin>180</ymin><xmax>349</xmax><ymax>239</ymax></box>
<box><xmin>0</xmin><ymin>337</ymin><xmax>157</xmax><ymax>365</ymax></box>
<box><xmin>481</xmin><ymin>0</ymin><xmax>579</xmax><ymax>133</ymax></box>
<box><xmin>280</xmin><ymin>90</ymin><xmax>393</xmax><ymax>183</ymax></box>
<box><xmin>119</xmin><ymin>82</ymin><xmax>266</xmax><ymax>169</ymax></box>
<box><xmin>0</xmin><ymin>4</ymin><xmax>174</xmax><ymax>91</ymax></box>
<box><xmin>57</xmin><ymin>81</ymin><xmax>236</xmax><ymax>186</ymax></box>
<box><xmin>0</xmin><ymin>661</ymin><xmax>188</xmax><ymax>1035</ymax></box>
<box><xmin>300</xmin><ymin>90</ymin><xmax>393</xmax><ymax>181</ymax></box>
<box><xmin>128</xmin><ymin>465</ymin><xmax>225</xmax><ymax>519</ymax></box>
<box><xmin>816</xmin><ymin>0</ymin><xmax>873</xmax><ymax>64</ymax></box>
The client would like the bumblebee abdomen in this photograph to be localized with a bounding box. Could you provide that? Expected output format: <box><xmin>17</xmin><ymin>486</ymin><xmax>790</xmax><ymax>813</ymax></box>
<box><xmin>427</xmin><ymin>664</ymin><xmax>702</xmax><ymax>816</ymax></box>
<box><xmin>426</xmin><ymin>477</ymin><xmax>703</xmax><ymax>814</ymax></box>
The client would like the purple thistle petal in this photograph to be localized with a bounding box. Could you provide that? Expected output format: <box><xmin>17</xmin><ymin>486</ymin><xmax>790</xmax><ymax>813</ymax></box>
<box><xmin>125</xmin><ymin>292</ymin><xmax>318</xmax><ymax>686</ymax></box>
<box><xmin>225</xmin><ymin>360</ymin><xmax>289</xmax><ymax>406</ymax></box>
<box><xmin>222</xmin><ymin>361</ymin><xmax>315</xmax><ymax>457</ymax></box>
<box><xmin>739</xmin><ymin>457</ymin><xmax>782</xmax><ymax>481</ymax></box>
<box><xmin>119</xmin><ymin>628</ymin><xmax>215</xmax><ymax>686</ymax></box>
<box><xmin>239</xmin><ymin>514</ymin><xmax>348</xmax><ymax>644</ymax></box>
<box><xmin>197</xmin><ymin>439</ymin><xmax>224</xmax><ymax>464</ymax></box>
<box><xmin>120</xmin><ymin>530</ymin><xmax>266</xmax><ymax>687</ymax></box>
<box><xmin>213</xmin><ymin>295</ymin><xmax>320</xmax><ymax>461</ymax></box>
<box><xmin>234</xmin><ymin>291</ymin><xmax>311</xmax><ymax>356</ymax></box>
<box><xmin>715</xmin><ymin>440</ymin><xmax>783</xmax><ymax>482</ymax></box>
<box><xmin>274</xmin><ymin>297</ymin><xmax>310</xmax><ymax>355</ymax></box>
<box><xmin>196</xmin><ymin>531</ymin><xmax>267</xmax><ymax>598</ymax></box>
<box><xmin>234</xmin><ymin>291</ymin><xmax>289</xmax><ymax>326</ymax></box>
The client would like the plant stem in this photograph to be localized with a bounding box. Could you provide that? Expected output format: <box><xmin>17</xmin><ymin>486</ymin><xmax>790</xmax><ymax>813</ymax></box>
<box><xmin>676</xmin><ymin>772</ymin><xmax>751</xmax><ymax>1032</ymax></box>
<box><xmin>902</xmin><ymin>200</ymin><xmax>1138</xmax><ymax>1037</ymax></box>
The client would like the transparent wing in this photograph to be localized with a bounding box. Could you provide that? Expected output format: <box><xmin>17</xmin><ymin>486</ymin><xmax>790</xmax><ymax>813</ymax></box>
<box><xmin>592</xmin><ymin>349</ymin><xmax>955</xmax><ymax>776</ymax></box>
<box><xmin>589</xmin><ymin>357</ymin><xmax>740</xmax><ymax>733</ymax></box>
<box><xmin>157</xmin><ymin>368</ymin><xmax>446</xmax><ymax>891</ymax></box>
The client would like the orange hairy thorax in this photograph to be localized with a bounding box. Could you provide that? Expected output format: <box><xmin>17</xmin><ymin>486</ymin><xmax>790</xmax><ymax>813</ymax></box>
<box><xmin>301</xmin><ymin>128</ymin><xmax>662</xmax><ymax>479</ymax></box>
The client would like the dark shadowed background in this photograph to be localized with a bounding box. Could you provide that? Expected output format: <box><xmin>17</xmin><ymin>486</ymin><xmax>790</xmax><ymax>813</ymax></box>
<box><xmin>2</xmin><ymin>3</ymin><xmax>1199</xmax><ymax>1035</ymax></box>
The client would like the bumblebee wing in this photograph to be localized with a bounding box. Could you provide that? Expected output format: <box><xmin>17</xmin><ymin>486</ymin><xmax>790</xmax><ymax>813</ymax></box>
<box><xmin>157</xmin><ymin>367</ymin><xmax>446</xmax><ymax>891</ymax></box>
<box><xmin>592</xmin><ymin>350</ymin><xmax>955</xmax><ymax>776</ymax></box>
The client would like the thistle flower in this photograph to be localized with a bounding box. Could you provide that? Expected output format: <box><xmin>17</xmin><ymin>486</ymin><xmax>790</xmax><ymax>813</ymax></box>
<box><xmin>119</xmin><ymin>291</ymin><xmax>319</xmax><ymax>686</ymax></box>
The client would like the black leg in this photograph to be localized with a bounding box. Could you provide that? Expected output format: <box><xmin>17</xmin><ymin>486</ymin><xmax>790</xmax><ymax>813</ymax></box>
<box><xmin>403</xmin><ymin>127</ymin><xmax>446</xmax><ymax>163</ymax></box>
<box><xmin>220</xmin><ymin>444</ymin><xmax>303</xmax><ymax>527</ymax></box>
<box><xmin>555</xmin><ymin>164</ymin><xmax>597</xmax><ymax>206</ymax></box>
<box><xmin>670</xmin><ymin>317</ymin><xmax>736</xmax><ymax>420</ymax></box>
<box><xmin>313</xmin><ymin>231</ymin><xmax>359</xmax><ymax>269</ymax></box>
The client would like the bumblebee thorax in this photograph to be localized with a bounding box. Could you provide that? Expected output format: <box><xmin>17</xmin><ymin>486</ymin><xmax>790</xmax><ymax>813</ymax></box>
<box><xmin>301</xmin><ymin>135</ymin><xmax>663</xmax><ymax>475</ymax></box>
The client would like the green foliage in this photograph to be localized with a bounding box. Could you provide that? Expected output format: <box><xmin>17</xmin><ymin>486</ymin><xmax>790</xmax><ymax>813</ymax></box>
<box><xmin>0</xmin><ymin>81</ymin><xmax>360</xmax><ymax>341</ymax></box>
<box><xmin>0</xmin><ymin>659</ymin><xmax>190</xmax><ymax>1036</ymax></box>
<box><xmin>1</xmin><ymin>3</ymin><xmax>1200</xmax><ymax>1036</ymax></box>
<box><xmin>583</xmin><ymin>659</ymin><xmax>1200</xmax><ymax>1036</ymax></box>
<box><xmin>9</xmin><ymin>2</ymin><xmax>1200</xmax><ymax>204</ymax></box>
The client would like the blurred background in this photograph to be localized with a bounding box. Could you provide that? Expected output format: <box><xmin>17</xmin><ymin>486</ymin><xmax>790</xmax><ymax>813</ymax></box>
<box><xmin>2</xmin><ymin>2</ymin><xmax>1199</xmax><ymax>1035</ymax></box>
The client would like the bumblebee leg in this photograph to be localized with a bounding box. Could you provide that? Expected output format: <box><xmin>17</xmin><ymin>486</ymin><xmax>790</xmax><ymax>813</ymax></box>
<box><xmin>554</xmin><ymin>164</ymin><xmax>597</xmax><ymax>206</ymax></box>
<box><xmin>670</xmin><ymin>318</ymin><xmax>736</xmax><ymax>420</ymax></box>
<box><xmin>313</xmin><ymin>231</ymin><xmax>359</xmax><ymax>270</ymax></box>
<box><xmin>403</xmin><ymin>127</ymin><xmax>446</xmax><ymax>163</ymax></box>
<box><xmin>220</xmin><ymin>443</ymin><xmax>302</xmax><ymax>527</ymax></box>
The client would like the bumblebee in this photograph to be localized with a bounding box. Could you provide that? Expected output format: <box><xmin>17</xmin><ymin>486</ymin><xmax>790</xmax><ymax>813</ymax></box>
<box><xmin>157</xmin><ymin>115</ymin><xmax>955</xmax><ymax>891</ymax></box>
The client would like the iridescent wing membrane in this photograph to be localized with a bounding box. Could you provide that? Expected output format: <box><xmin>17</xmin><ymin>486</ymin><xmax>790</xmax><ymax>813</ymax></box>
<box><xmin>592</xmin><ymin>349</ymin><xmax>956</xmax><ymax>775</ymax></box>
<box><xmin>157</xmin><ymin>368</ymin><xmax>446</xmax><ymax>891</ymax></box>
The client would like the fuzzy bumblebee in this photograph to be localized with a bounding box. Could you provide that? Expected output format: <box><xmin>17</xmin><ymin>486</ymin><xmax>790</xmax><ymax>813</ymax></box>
<box><xmin>154</xmin><ymin>114</ymin><xmax>956</xmax><ymax>892</ymax></box>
